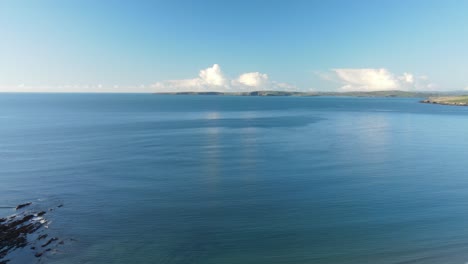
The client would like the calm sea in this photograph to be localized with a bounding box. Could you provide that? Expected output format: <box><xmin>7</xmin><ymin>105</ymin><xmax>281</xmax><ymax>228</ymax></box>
<box><xmin>1</xmin><ymin>94</ymin><xmax>468</xmax><ymax>264</ymax></box>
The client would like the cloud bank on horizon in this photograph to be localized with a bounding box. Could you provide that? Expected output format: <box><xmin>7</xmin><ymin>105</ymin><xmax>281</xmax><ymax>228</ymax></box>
<box><xmin>0</xmin><ymin>65</ymin><xmax>438</xmax><ymax>93</ymax></box>
<box><xmin>152</xmin><ymin>64</ymin><xmax>296</xmax><ymax>93</ymax></box>
<box><xmin>153</xmin><ymin>64</ymin><xmax>436</xmax><ymax>93</ymax></box>
<box><xmin>321</xmin><ymin>68</ymin><xmax>436</xmax><ymax>92</ymax></box>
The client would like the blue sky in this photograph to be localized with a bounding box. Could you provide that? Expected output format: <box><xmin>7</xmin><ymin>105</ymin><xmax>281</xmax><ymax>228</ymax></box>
<box><xmin>1</xmin><ymin>0</ymin><xmax>467</xmax><ymax>92</ymax></box>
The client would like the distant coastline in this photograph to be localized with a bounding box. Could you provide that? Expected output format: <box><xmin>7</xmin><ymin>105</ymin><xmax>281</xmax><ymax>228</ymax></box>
<box><xmin>155</xmin><ymin>90</ymin><xmax>445</xmax><ymax>98</ymax></box>
<box><xmin>421</xmin><ymin>95</ymin><xmax>468</xmax><ymax>106</ymax></box>
<box><xmin>156</xmin><ymin>91</ymin><xmax>468</xmax><ymax>106</ymax></box>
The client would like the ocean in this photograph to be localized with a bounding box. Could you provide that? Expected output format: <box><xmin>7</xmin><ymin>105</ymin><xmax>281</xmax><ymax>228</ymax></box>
<box><xmin>1</xmin><ymin>94</ymin><xmax>468</xmax><ymax>264</ymax></box>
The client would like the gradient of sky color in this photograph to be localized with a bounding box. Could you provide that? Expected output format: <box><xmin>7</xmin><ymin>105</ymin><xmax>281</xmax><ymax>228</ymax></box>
<box><xmin>1</xmin><ymin>0</ymin><xmax>467</xmax><ymax>92</ymax></box>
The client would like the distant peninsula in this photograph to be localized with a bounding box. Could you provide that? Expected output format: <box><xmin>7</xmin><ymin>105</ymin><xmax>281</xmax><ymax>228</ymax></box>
<box><xmin>421</xmin><ymin>95</ymin><xmax>468</xmax><ymax>106</ymax></box>
<box><xmin>156</xmin><ymin>90</ymin><xmax>443</xmax><ymax>98</ymax></box>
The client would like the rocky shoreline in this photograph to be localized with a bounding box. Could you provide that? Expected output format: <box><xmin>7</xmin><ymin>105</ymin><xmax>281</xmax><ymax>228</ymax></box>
<box><xmin>0</xmin><ymin>202</ymin><xmax>66</xmax><ymax>264</ymax></box>
<box><xmin>421</xmin><ymin>99</ymin><xmax>468</xmax><ymax>106</ymax></box>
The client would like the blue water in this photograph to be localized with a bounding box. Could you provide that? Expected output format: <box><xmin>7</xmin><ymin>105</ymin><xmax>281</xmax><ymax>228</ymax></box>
<box><xmin>2</xmin><ymin>94</ymin><xmax>468</xmax><ymax>264</ymax></box>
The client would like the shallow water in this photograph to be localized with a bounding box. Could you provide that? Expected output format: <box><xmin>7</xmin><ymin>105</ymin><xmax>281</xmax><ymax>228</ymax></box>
<box><xmin>1</xmin><ymin>94</ymin><xmax>468</xmax><ymax>263</ymax></box>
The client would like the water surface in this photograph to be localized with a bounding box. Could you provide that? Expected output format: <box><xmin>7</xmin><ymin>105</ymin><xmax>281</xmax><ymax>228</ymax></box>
<box><xmin>1</xmin><ymin>94</ymin><xmax>468</xmax><ymax>264</ymax></box>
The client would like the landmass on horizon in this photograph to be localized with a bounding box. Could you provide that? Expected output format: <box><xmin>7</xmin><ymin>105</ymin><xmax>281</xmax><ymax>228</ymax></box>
<box><xmin>421</xmin><ymin>95</ymin><xmax>468</xmax><ymax>106</ymax></box>
<box><xmin>156</xmin><ymin>90</ymin><xmax>467</xmax><ymax>98</ymax></box>
<box><xmin>157</xmin><ymin>90</ymin><xmax>468</xmax><ymax>106</ymax></box>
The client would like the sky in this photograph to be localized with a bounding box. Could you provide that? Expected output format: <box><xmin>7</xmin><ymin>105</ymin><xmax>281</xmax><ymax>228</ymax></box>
<box><xmin>1</xmin><ymin>0</ymin><xmax>467</xmax><ymax>93</ymax></box>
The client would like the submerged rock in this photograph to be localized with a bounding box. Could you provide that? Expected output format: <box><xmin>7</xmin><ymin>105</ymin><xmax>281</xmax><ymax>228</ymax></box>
<box><xmin>15</xmin><ymin>203</ymin><xmax>32</xmax><ymax>210</ymax></box>
<box><xmin>41</xmin><ymin>237</ymin><xmax>58</xmax><ymax>248</ymax></box>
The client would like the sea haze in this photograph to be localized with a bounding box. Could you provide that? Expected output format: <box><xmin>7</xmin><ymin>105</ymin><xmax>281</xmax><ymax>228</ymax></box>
<box><xmin>1</xmin><ymin>94</ymin><xmax>468</xmax><ymax>264</ymax></box>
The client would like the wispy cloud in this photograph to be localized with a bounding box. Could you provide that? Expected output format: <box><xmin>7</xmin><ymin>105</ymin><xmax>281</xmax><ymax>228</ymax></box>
<box><xmin>152</xmin><ymin>64</ymin><xmax>295</xmax><ymax>92</ymax></box>
<box><xmin>320</xmin><ymin>68</ymin><xmax>436</xmax><ymax>91</ymax></box>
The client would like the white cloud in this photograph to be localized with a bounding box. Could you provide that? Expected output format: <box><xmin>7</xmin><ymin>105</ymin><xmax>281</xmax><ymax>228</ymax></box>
<box><xmin>152</xmin><ymin>64</ymin><xmax>295</xmax><ymax>92</ymax></box>
<box><xmin>325</xmin><ymin>68</ymin><xmax>435</xmax><ymax>91</ymax></box>
<box><xmin>334</xmin><ymin>68</ymin><xmax>398</xmax><ymax>91</ymax></box>
<box><xmin>152</xmin><ymin>64</ymin><xmax>228</xmax><ymax>92</ymax></box>
<box><xmin>234</xmin><ymin>72</ymin><xmax>269</xmax><ymax>87</ymax></box>
<box><xmin>400</xmin><ymin>72</ymin><xmax>414</xmax><ymax>84</ymax></box>
<box><xmin>199</xmin><ymin>64</ymin><xmax>228</xmax><ymax>86</ymax></box>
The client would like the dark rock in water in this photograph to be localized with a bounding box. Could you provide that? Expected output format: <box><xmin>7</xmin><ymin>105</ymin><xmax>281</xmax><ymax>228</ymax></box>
<box><xmin>0</xmin><ymin>202</ymin><xmax>66</xmax><ymax>263</ymax></box>
<box><xmin>0</xmin><ymin>213</ymin><xmax>41</xmax><ymax>262</ymax></box>
<box><xmin>41</xmin><ymin>237</ymin><xmax>58</xmax><ymax>248</ymax></box>
<box><xmin>36</xmin><ymin>211</ymin><xmax>46</xmax><ymax>217</ymax></box>
<box><xmin>15</xmin><ymin>203</ymin><xmax>32</xmax><ymax>210</ymax></box>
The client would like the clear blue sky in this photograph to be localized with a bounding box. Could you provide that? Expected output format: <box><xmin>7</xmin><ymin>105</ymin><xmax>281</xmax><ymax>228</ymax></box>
<box><xmin>1</xmin><ymin>0</ymin><xmax>467</xmax><ymax>92</ymax></box>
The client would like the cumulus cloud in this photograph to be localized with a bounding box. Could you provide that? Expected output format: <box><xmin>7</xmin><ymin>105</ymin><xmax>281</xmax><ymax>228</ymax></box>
<box><xmin>152</xmin><ymin>64</ymin><xmax>228</xmax><ymax>92</ymax></box>
<box><xmin>334</xmin><ymin>68</ymin><xmax>398</xmax><ymax>91</ymax></box>
<box><xmin>152</xmin><ymin>64</ymin><xmax>295</xmax><ymax>92</ymax></box>
<box><xmin>324</xmin><ymin>68</ymin><xmax>436</xmax><ymax>91</ymax></box>
<box><xmin>199</xmin><ymin>64</ymin><xmax>228</xmax><ymax>86</ymax></box>
<box><xmin>234</xmin><ymin>72</ymin><xmax>269</xmax><ymax>87</ymax></box>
